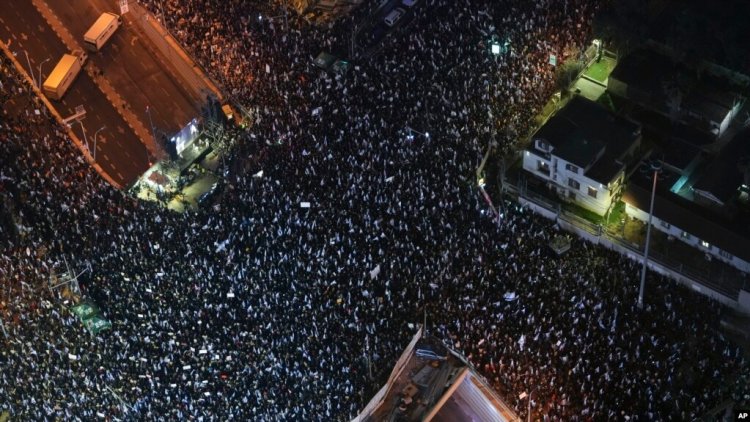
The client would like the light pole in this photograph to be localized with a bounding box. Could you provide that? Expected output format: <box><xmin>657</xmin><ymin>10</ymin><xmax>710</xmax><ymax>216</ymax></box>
<box><xmin>638</xmin><ymin>160</ymin><xmax>662</xmax><ymax>309</ymax></box>
<box><xmin>519</xmin><ymin>387</ymin><xmax>537</xmax><ymax>422</ymax></box>
<box><xmin>93</xmin><ymin>126</ymin><xmax>106</xmax><ymax>162</ymax></box>
<box><xmin>37</xmin><ymin>57</ymin><xmax>50</xmax><ymax>89</ymax></box>
<box><xmin>78</xmin><ymin>120</ymin><xmax>89</xmax><ymax>153</ymax></box>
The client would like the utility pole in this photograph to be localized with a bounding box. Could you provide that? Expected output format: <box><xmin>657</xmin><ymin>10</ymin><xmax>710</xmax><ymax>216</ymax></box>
<box><xmin>638</xmin><ymin>160</ymin><xmax>662</xmax><ymax>309</ymax></box>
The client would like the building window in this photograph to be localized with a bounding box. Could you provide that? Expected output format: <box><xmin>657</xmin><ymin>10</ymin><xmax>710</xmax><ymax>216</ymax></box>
<box><xmin>588</xmin><ymin>186</ymin><xmax>598</xmax><ymax>198</ymax></box>
<box><xmin>681</xmin><ymin>231</ymin><xmax>691</xmax><ymax>240</ymax></box>
<box><xmin>537</xmin><ymin>160</ymin><xmax>550</xmax><ymax>176</ymax></box>
<box><xmin>568</xmin><ymin>178</ymin><xmax>580</xmax><ymax>190</ymax></box>
<box><xmin>719</xmin><ymin>249</ymin><xmax>732</xmax><ymax>259</ymax></box>
<box><xmin>700</xmin><ymin>240</ymin><xmax>710</xmax><ymax>249</ymax></box>
<box><xmin>659</xmin><ymin>220</ymin><xmax>671</xmax><ymax>229</ymax></box>
<box><xmin>566</xmin><ymin>163</ymin><xmax>579</xmax><ymax>174</ymax></box>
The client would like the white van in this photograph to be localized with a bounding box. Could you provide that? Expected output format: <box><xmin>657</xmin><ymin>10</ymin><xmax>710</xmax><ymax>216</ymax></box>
<box><xmin>84</xmin><ymin>12</ymin><xmax>122</xmax><ymax>51</ymax></box>
<box><xmin>384</xmin><ymin>8</ymin><xmax>406</xmax><ymax>27</ymax></box>
<box><xmin>42</xmin><ymin>50</ymin><xmax>87</xmax><ymax>100</ymax></box>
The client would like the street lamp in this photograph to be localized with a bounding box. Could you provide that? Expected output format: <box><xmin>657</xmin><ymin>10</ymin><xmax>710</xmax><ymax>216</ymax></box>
<box><xmin>519</xmin><ymin>388</ymin><xmax>537</xmax><ymax>422</ymax></box>
<box><xmin>93</xmin><ymin>126</ymin><xmax>106</xmax><ymax>162</ymax></box>
<box><xmin>76</xmin><ymin>120</ymin><xmax>89</xmax><ymax>153</ymax></box>
<box><xmin>37</xmin><ymin>57</ymin><xmax>51</xmax><ymax>89</ymax></box>
<box><xmin>638</xmin><ymin>159</ymin><xmax>663</xmax><ymax>309</ymax></box>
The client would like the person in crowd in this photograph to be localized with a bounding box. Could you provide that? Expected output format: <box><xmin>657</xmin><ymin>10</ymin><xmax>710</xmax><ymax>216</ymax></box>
<box><xmin>0</xmin><ymin>0</ymin><xmax>746</xmax><ymax>420</ymax></box>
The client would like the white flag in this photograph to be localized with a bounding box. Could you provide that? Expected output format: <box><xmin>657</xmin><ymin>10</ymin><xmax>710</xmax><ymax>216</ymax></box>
<box><xmin>369</xmin><ymin>264</ymin><xmax>381</xmax><ymax>279</ymax></box>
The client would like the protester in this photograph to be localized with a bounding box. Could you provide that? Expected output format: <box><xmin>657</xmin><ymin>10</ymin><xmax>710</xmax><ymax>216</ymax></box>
<box><xmin>0</xmin><ymin>0</ymin><xmax>746</xmax><ymax>420</ymax></box>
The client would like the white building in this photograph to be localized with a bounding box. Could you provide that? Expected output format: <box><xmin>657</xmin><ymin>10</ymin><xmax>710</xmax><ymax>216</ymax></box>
<box><xmin>523</xmin><ymin>96</ymin><xmax>641</xmax><ymax>216</ymax></box>
<box><xmin>623</xmin><ymin>128</ymin><xmax>750</xmax><ymax>274</ymax></box>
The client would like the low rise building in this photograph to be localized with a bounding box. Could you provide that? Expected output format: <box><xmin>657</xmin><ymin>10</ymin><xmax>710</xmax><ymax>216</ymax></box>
<box><xmin>608</xmin><ymin>49</ymin><xmax>744</xmax><ymax>138</ymax></box>
<box><xmin>352</xmin><ymin>328</ymin><xmax>520</xmax><ymax>422</ymax></box>
<box><xmin>623</xmin><ymin>128</ymin><xmax>750</xmax><ymax>275</ymax></box>
<box><xmin>522</xmin><ymin>96</ymin><xmax>641</xmax><ymax>216</ymax></box>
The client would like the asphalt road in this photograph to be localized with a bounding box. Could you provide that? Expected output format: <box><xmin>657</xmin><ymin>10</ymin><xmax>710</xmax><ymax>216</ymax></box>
<box><xmin>0</xmin><ymin>1</ymin><xmax>149</xmax><ymax>187</ymax></box>
<box><xmin>44</xmin><ymin>0</ymin><xmax>203</xmax><ymax>139</ymax></box>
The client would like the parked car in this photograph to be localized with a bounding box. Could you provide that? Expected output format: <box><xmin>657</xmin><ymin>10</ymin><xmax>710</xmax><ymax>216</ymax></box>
<box><xmin>384</xmin><ymin>8</ymin><xmax>406</xmax><ymax>27</ymax></box>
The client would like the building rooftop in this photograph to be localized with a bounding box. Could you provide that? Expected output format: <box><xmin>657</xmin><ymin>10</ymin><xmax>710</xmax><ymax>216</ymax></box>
<box><xmin>693</xmin><ymin>128</ymin><xmax>750</xmax><ymax>206</ymax></box>
<box><xmin>624</xmin><ymin>167</ymin><xmax>750</xmax><ymax>264</ymax></box>
<box><xmin>662</xmin><ymin>137</ymin><xmax>701</xmax><ymax>174</ymax></box>
<box><xmin>585</xmin><ymin>158</ymin><xmax>624</xmax><ymax>186</ymax></box>
<box><xmin>352</xmin><ymin>329</ymin><xmax>520</xmax><ymax>422</ymax></box>
<box><xmin>533</xmin><ymin>96</ymin><xmax>640</xmax><ymax>183</ymax></box>
<box><xmin>608</xmin><ymin>49</ymin><xmax>679</xmax><ymax>111</ymax></box>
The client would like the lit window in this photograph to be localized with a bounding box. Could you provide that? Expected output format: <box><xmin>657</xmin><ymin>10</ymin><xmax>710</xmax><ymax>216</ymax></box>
<box><xmin>681</xmin><ymin>231</ymin><xmax>690</xmax><ymax>239</ymax></box>
<box><xmin>588</xmin><ymin>186</ymin><xmax>597</xmax><ymax>198</ymax></box>
<box><xmin>700</xmin><ymin>240</ymin><xmax>710</xmax><ymax>249</ymax></box>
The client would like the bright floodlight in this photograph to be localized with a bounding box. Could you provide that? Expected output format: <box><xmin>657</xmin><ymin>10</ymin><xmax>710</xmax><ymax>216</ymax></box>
<box><xmin>491</xmin><ymin>43</ymin><xmax>500</xmax><ymax>55</ymax></box>
<box><xmin>425</xmin><ymin>132</ymin><xmax>430</xmax><ymax>138</ymax></box>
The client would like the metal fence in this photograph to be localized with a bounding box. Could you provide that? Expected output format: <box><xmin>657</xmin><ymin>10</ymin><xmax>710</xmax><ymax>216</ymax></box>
<box><xmin>506</xmin><ymin>181</ymin><xmax>742</xmax><ymax>301</ymax></box>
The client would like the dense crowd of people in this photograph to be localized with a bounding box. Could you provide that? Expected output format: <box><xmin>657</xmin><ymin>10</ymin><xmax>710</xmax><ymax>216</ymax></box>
<box><xmin>1</xmin><ymin>0</ymin><xmax>748</xmax><ymax>420</ymax></box>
